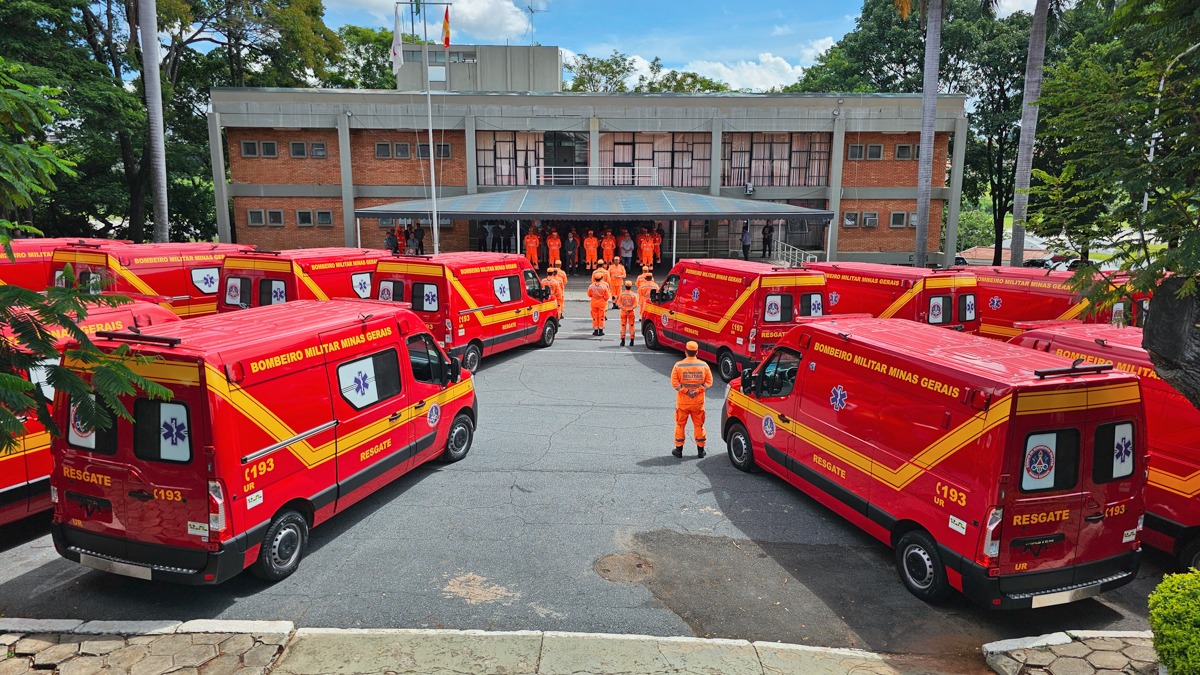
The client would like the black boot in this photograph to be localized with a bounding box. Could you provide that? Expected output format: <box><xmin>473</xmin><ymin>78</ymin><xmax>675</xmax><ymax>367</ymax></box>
<box><xmin>620</xmin><ymin>338</ymin><xmax>625</xmax><ymax>346</ymax></box>
<box><xmin>672</xmin><ymin>447</ymin><xmax>683</xmax><ymax>458</ymax></box>
<box><xmin>599</xmin><ymin>329</ymin><xmax>605</xmax><ymax>336</ymax></box>
<box><xmin>697</xmin><ymin>446</ymin><xmax>706</xmax><ymax>458</ymax></box>
<box><xmin>629</xmin><ymin>337</ymin><xmax>635</xmax><ymax>345</ymax></box>
<box><xmin>592</xmin><ymin>329</ymin><xmax>599</xmax><ymax>336</ymax></box>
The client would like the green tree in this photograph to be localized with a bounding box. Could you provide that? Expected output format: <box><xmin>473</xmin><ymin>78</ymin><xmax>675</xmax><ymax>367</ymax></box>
<box><xmin>322</xmin><ymin>26</ymin><xmax>428</xmax><ymax>90</ymax></box>
<box><xmin>943</xmin><ymin>208</ymin><xmax>995</xmax><ymax>252</ymax></box>
<box><xmin>634</xmin><ymin>57</ymin><xmax>731</xmax><ymax>93</ymax></box>
<box><xmin>565</xmin><ymin>50</ymin><xmax>637</xmax><ymax>92</ymax></box>
<box><xmin>0</xmin><ymin>58</ymin><xmax>168</xmax><ymax>453</ymax></box>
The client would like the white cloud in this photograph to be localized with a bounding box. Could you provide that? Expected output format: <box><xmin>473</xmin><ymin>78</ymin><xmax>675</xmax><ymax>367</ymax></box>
<box><xmin>799</xmin><ymin>36</ymin><xmax>835</xmax><ymax>64</ymax></box>
<box><xmin>348</xmin><ymin>0</ymin><xmax>540</xmax><ymax>42</ymax></box>
<box><xmin>770</xmin><ymin>24</ymin><xmax>794</xmax><ymax>37</ymax></box>
<box><xmin>993</xmin><ymin>0</ymin><xmax>1037</xmax><ymax>17</ymax></box>
<box><xmin>684</xmin><ymin>52</ymin><xmax>806</xmax><ymax>91</ymax></box>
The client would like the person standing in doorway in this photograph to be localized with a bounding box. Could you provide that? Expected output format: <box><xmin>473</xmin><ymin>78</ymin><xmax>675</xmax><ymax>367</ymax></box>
<box><xmin>740</xmin><ymin>224</ymin><xmax>751</xmax><ymax>261</ymax></box>
<box><xmin>583</xmin><ymin>230</ymin><xmax>600</xmax><ymax>271</ymax></box>
<box><xmin>670</xmin><ymin>341</ymin><xmax>712</xmax><ymax>458</ymax></box>
<box><xmin>524</xmin><ymin>227</ymin><xmax>541</xmax><ymax>268</ymax></box>
<box><xmin>564</xmin><ymin>232</ymin><xmax>580</xmax><ymax>275</ymax></box>
<box><xmin>619</xmin><ymin>230</ymin><xmax>635</xmax><ymax>270</ymax></box>
<box><xmin>546</xmin><ymin>229</ymin><xmax>562</xmax><ymax>269</ymax></box>
<box><xmin>761</xmin><ymin>223</ymin><xmax>775</xmax><ymax>258</ymax></box>
<box><xmin>413</xmin><ymin>222</ymin><xmax>426</xmax><ymax>255</ymax></box>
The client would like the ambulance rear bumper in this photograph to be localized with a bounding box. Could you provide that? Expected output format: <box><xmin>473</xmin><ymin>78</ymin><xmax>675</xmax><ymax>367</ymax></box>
<box><xmin>52</xmin><ymin>522</ymin><xmax>250</xmax><ymax>585</ymax></box>
<box><xmin>958</xmin><ymin>547</ymin><xmax>1141</xmax><ymax>610</ymax></box>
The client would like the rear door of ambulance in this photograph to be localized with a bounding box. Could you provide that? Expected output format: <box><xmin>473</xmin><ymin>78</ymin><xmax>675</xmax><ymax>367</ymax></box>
<box><xmin>752</xmin><ymin>279</ymin><xmax>823</xmax><ymax>359</ymax></box>
<box><xmin>57</xmin><ymin>357</ymin><xmax>213</xmax><ymax>575</ymax></box>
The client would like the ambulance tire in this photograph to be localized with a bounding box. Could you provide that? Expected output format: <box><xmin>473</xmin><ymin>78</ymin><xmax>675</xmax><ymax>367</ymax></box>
<box><xmin>717</xmin><ymin>350</ymin><xmax>739</xmax><ymax>383</ymax></box>
<box><xmin>1179</xmin><ymin>536</ymin><xmax>1200</xmax><ymax>571</ymax></box>
<box><xmin>726</xmin><ymin>422</ymin><xmax>755</xmax><ymax>473</ymax></box>
<box><xmin>462</xmin><ymin>343</ymin><xmax>483</xmax><ymax>373</ymax></box>
<box><xmin>251</xmin><ymin>510</ymin><xmax>308</xmax><ymax>582</ymax></box>
<box><xmin>538</xmin><ymin>320</ymin><xmax>556</xmax><ymax>347</ymax></box>
<box><xmin>643</xmin><ymin>322</ymin><xmax>661</xmax><ymax>350</ymax></box>
<box><xmin>895</xmin><ymin>530</ymin><xmax>951</xmax><ymax>602</ymax></box>
<box><xmin>439</xmin><ymin>413</ymin><xmax>474</xmax><ymax>463</ymax></box>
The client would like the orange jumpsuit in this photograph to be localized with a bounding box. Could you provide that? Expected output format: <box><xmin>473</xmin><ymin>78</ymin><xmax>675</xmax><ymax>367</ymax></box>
<box><xmin>652</xmin><ymin>231</ymin><xmax>663</xmax><ymax>263</ymax></box>
<box><xmin>601</xmin><ymin>234</ymin><xmax>617</xmax><ymax>263</ymax></box>
<box><xmin>608</xmin><ymin>262</ymin><xmax>626</xmax><ymax>308</ymax></box>
<box><xmin>587</xmin><ymin>281</ymin><xmax>609</xmax><ymax>331</ymax></box>
<box><xmin>583</xmin><ymin>235</ymin><xmax>600</xmax><ymax>269</ymax></box>
<box><xmin>638</xmin><ymin>236</ymin><xmax>655</xmax><ymax>268</ymax></box>
<box><xmin>524</xmin><ymin>233</ymin><xmax>541</xmax><ymax>267</ymax></box>
<box><xmin>638</xmin><ymin>280</ymin><xmax>658</xmax><ymax>321</ymax></box>
<box><xmin>594</xmin><ymin>267</ymin><xmax>611</xmax><ymax>304</ymax></box>
<box><xmin>546</xmin><ymin>234</ymin><xmax>562</xmax><ymax>266</ymax></box>
<box><xmin>554</xmin><ymin>267</ymin><xmax>568</xmax><ymax>289</ymax></box>
<box><xmin>617</xmin><ymin>288</ymin><xmax>638</xmax><ymax>341</ymax></box>
<box><xmin>543</xmin><ymin>276</ymin><xmax>564</xmax><ymax>319</ymax></box>
<box><xmin>671</xmin><ymin>355</ymin><xmax>713</xmax><ymax>452</ymax></box>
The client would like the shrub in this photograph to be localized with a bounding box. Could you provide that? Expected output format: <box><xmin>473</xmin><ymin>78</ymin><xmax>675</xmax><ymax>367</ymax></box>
<box><xmin>1149</xmin><ymin>570</ymin><xmax>1200</xmax><ymax>674</ymax></box>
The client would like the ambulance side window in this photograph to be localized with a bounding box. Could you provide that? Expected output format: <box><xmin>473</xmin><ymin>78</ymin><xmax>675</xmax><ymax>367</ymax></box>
<box><xmin>799</xmin><ymin>292</ymin><xmax>823</xmax><ymax>317</ymax></box>
<box><xmin>79</xmin><ymin>270</ymin><xmax>104</xmax><ymax>294</ymax></box>
<box><xmin>336</xmin><ymin>350</ymin><xmax>402</xmax><ymax>410</ymax></box>
<box><xmin>493</xmin><ymin>275</ymin><xmax>522</xmax><ymax>304</ymax></box>
<box><xmin>659</xmin><ymin>274</ymin><xmax>679</xmax><ymax>299</ymax></box>
<box><xmin>1020</xmin><ymin>429</ymin><xmax>1080</xmax><ymax>493</ymax></box>
<box><xmin>407</xmin><ymin>335</ymin><xmax>445</xmax><ymax>384</ymax></box>
<box><xmin>759</xmin><ymin>350</ymin><xmax>800</xmax><ymax>397</ymax></box>
<box><xmin>66</xmin><ymin>394</ymin><xmax>118</xmax><ymax>455</ymax></box>
<box><xmin>928</xmin><ymin>295</ymin><xmax>952</xmax><ymax>325</ymax></box>
<box><xmin>764</xmin><ymin>294</ymin><xmax>793</xmax><ymax>323</ymax></box>
<box><xmin>1093</xmin><ymin>421</ymin><xmax>1136</xmax><ymax>483</ymax></box>
<box><xmin>378</xmin><ymin>280</ymin><xmax>403</xmax><ymax>302</ymax></box>
<box><xmin>411</xmin><ymin>283</ymin><xmax>439</xmax><ymax>312</ymax></box>
<box><xmin>27</xmin><ymin>357</ymin><xmax>59</xmax><ymax>402</ymax></box>
<box><xmin>133</xmin><ymin>399</ymin><xmax>192</xmax><ymax>463</ymax></box>
<box><xmin>259</xmin><ymin>279</ymin><xmax>287</xmax><ymax>306</ymax></box>
<box><xmin>959</xmin><ymin>293</ymin><xmax>976</xmax><ymax>322</ymax></box>
<box><xmin>224</xmin><ymin>276</ymin><xmax>251</xmax><ymax>306</ymax></box>
<box><xmin>522</xmin><ymin>270</ymin><xmax>541</xmax><ymax>296</ymax></box>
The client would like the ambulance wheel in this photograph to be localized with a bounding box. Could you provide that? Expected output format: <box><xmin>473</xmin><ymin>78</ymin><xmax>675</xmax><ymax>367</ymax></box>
<box><xmin>1179</xmin><ymin>537</ymin><xmax>1200</xmax><ymax>571</ymax></box>
<box><xmin>726</xmin><ymin>422</ymin><xmax>755</xmax><ymax>473</ymax></box>
<box><xmin>440</xmin><ymin>413</ymin><xmax>474</xmax><ymax>463</ymax></box>
<box><xmin>895</xmin><ymin>530</ymin><xmax>950</xmax><ymax>602</ymax></box>
<box><xmin>251</xmin><ymin>510</ymin><xmax>308</xmax><ymax>582</ymax></box>
<box><xmin>717</xmin><ymin>350</ymin><xmax>739</xmax><ymax>383</ymax></box>
<box><xmin>462</xmin><ymin>344</ymin><xmax>483</xmax><ymax>373</ymax></box>
<box><xmin>538</xmin><ymin>320</ymin><xmax>556</xmax><ymax>347</ymax></box>
<box><xmin>643</xmin><ymin>322</ymin><xmax>661</xmax><ymax>350</ymax></box>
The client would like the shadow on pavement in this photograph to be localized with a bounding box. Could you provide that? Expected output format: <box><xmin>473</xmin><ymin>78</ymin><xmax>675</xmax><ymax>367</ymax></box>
<box><xmin>0</xmin><ymin>511</ymin><xmax>52</xmax><ymax>553</ymax></box>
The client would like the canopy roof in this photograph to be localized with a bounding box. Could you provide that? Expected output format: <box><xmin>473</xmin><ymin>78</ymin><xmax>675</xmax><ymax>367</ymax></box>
<box><xmin>355</xmin><ymin>188</ymin><xmax>833</xmax><ymax>221</ymax></box>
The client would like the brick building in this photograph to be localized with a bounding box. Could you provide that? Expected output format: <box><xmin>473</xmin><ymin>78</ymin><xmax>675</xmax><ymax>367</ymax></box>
<box><xmin>209</xmin><ymin>60</ymin><xmax>966</xmax><ymax>264</ymax></box>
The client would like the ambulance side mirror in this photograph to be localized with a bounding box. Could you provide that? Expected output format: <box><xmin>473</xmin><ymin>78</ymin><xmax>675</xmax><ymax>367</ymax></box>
<box><xmin>447</xmin><ymin>357</ymin><xmax>462</xmax><ymax>384</ymax></box>
<box><xmin>740</xmin><ymin>373</ymin><xmax>757</xmax><ymax>396</ymax></box>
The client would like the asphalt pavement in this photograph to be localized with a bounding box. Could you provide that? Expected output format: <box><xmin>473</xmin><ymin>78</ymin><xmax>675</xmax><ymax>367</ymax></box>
<box><xmin>0</xmin><ymin>297</ymin><xmax>1169</xmax><ymax>673</ymax></box>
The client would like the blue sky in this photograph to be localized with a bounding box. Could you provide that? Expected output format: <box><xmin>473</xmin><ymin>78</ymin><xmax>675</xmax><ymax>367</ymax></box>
<box><xmin>324</xmin><ymin>0</ymin><xmax>1036</xmax><ymax>91</ymax></box>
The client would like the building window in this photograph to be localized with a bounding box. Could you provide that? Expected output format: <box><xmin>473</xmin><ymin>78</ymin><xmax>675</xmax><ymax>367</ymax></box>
<box><xmin>297</xmin><ymin>210</ymin><xmax>314</xmax><ymax>227</ymax></box>
<box><xmin>847</xmin><ymin>144</ymin><xmax>864</xmax><ymax>160</ymax></box>
<box><xmin>260</xmin><ymin>141</ymin><xmax>278</xmax><ymax>158</ymax></box>
<box><xmin>247</xmin><ymin>209</ymin><xmax>265</xmax><ymax>226</ymax></box>
<box><xmin>290</xmin><ymin>141</ymin><xmax>307</xmax><ymax>158</ymax></box>
<box><xmin>267</xmin><ymin>209</ymin><xmax>284</xmax><ymax>226</ymax></box>
<box><xmin>842</xmin><ymin>212</ymin><xmax>859</xmax><ymax>228</ymax></box>
<box><xmin>909</xmin><ymin>211</ymin><xmax>919</xmax><ymax>228</ymax></box>
<box><xmin>394</xmin><ymin>143</ymin><xmax>410</xmax><ymax>159</ymax></box>
<box><xmin>895</xmin><ymin>144</ymin><xmax>913</xmax><ymax>160</ymax></box>
<box><xmin>310</xmin><ymin>142</ymin><xmax>327</xmax><ymax>158</ymax></box>
<box><xmin>720</xmin><ymin>132</ymin><xmax>830</xmax><ymax>188</ymax></box>
<box><xmin>476</xmin><ymin>131</ymin><xmax>545</xmax><ymax>187</ymax></box>
<box><xmin>866</xmin><ymin>144</ymin><xmax>883</xmax><ymax>160</ymax></box>
<box><xmin>418</xmin><ymin>143</ymin><xmax>453</xmax><ymax>159</ymax></box>
<box><xmin>241</xmin><ymin>141</ymin><xmax>259</xmax><ymax>157</ymax></box>
<box><xmin>316</xmin><ymin>210</ymin><xmax>333</xmax><ymax>226</ymax></box>
<box><xmin>862</xmin><ymin>211</ymin><xmax>879</xmax><ymax>228</ymax></box>
<box><xmin>889</xmin><ymin>211</ymin><xmax>908</xmax><ymax>228</ymax></box>
<box><xmin>376</xmin><ymin>142</ymin><xmax>392</xmax><ymax>159</ymax></box>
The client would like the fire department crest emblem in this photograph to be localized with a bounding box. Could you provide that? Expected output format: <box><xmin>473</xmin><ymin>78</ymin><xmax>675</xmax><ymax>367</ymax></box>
<box><xmin>70</xmin><ymin>403</ymin><xmax>93</xmax><ymax>440</ymax></box>
<box><xmin>762</xmin><ymin>414</ymin><xmax>777</xmax><ymax>439</ymax></box>
<box><xmin>1026</xmin><ymin>444</ymin><xmax>1054</xmax><ymax>479</ymax></box>
<box><xmin>661</xmin><ymin>313</ymin><xmax>669</xmax><ymax>327</ymax></box>
<box><xmin>379</xmin><ymin>286</ymin><xmax>393</xmax><ymax>301</ymax></box>
<box><xmin>533</xmin><ymin>309</ymin><xmax>540</xmax><ymax>323</ymax></box>
<box><xmin>427</xmin><ymin>402</ymin><xmax>441</xmax><ymax>427</ymax></box>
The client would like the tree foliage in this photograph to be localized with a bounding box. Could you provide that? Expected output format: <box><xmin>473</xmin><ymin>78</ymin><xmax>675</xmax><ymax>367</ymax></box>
<box><xmin>322</xmin><ymin>27</ymin><xmax>428</xmax><ymax>90</ymax></box>
<box><xmin>565</xmin><ymin>51</ymin><xmax>731</xmax><ymax>93</ymax></box>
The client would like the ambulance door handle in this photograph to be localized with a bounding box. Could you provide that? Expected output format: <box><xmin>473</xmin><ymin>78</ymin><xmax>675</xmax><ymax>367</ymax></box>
<box><xmin>778</xmin><ymin>414</ymin><xmax>791</xmax><ymax>423</ymax></box>
<box><xmin>388</xmin><ymin>412</ymin><xmax>402</xmax><ymax>422</ymax></box>
<box><xmin>413</xmin><ymin>401</ymin><xmax>427</xmax><ymax>410</ymax></box>
<box><xmin>1085</xmin><ymin>513</ymin><xmax>1104</xmax><ymax>523</ymax></box>
<box><xmin>128</xmin><ymin>490</ymin><xmax>153</xmax><ymax>502</ymax></box>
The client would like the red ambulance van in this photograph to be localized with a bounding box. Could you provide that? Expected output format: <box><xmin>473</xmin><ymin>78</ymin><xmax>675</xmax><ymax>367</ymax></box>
<box><xmin>2</xmin><ymin>301</ymin><xmax>180</xmax><ymax>527</ymax></box>
<box><xmin>806</xmin><ymin>261</ymin><xmax>980</xmax><ymax>333</ymax></box>
<box><xmin>969</xmin><ymin>267</ymin><xmax>1150</xmax><ymax>341</ymax></box>
<box><xmin>722</xmin><ymin>317</ymin><xmax>1145</xmax><ymax>608</ymax></box>
<box><xmin>51</xmin><ymin>241</ymin><xmax>254</xmax><ymax>317</ymax></box>
<box><xmin>372</xmin><ymin>253</ymin><xmax>558</xmax><ymax>372</ymax></box>
<box><xmin>1009</xmin><ymin>323</ymin><xmax>1200</xmax><ymax>569</ymax></box>
<box><xmin>219</xmin><ymin>248</ymin><xmax>388</xmax><ymax>312</ymax></box>
<box><xmin>50</xmin><ymin>299</ymin><xmax>477</xmax><ymax>583</ymax></box>
<box><xmin>642</xmin><ymin>259</ymin><xmax>827</xmax><ymax>382</ymax></box>
<box><xmin>1</xmin><ymin>238</ymin><xmax>129</xmax><ymax>290</ymax></box>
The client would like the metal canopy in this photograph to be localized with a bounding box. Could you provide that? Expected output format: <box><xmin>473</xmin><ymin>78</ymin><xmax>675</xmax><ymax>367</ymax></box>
<box><xmin>355</xmin><ymin>188</ymin><xmax>833</xmax><ymax>221</ymax></box>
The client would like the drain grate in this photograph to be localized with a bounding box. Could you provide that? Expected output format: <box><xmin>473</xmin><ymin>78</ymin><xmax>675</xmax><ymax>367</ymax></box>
<box><xmin>594</xmin><ymin>553</ymin><xmax>654</xmax><ymax>582</ymax></box>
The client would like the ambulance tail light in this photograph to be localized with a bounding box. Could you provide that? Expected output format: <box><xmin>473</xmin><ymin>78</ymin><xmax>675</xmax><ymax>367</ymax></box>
<box><xmin>978</xmin><ymin>506</ymin><xmax>1003</xmax><ymax>568</ymax></box>
<box><xmin>50</xmin><ymin>485</ymin><xmax>58</xmax><ymax>504</ymax></box>
<box><xmin>748</xmin><ymin>328</ymin><xmax>757</xmax><ymax>353</ymax></box>
<box><xmin>445</xmin><ymin>319</ymin><xmax>453</xmax><ymax>344</ymax></box>
<box><xmin>207</xmin><ymin>479</ymin><xmax>227</xmax><ymax>533</ymax></box>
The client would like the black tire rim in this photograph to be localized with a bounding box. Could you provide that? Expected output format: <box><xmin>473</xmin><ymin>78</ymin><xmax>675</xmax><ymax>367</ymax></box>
<box><xmin>645</xmin><ymin>324</ymin><xmax>658</xmax><ymax>347</ymax></box>
<box><xmin>903</xmin><ymin>543</ymin><xmax>935</xmax><ymax>590</ymax></box>
<box><xmin>449</xmin><ymin>420</ymin><xmax>471</xmax><ymax>455</ymax></box>
<box><xmin>730</xmin><ymin>431</ymin><xmax>750</xmax><ymax>465</ymax></box>
<box><xmin>719</xmin><ymin>353</ymin><xmax>737</xmax><ymax>380</ymax></box>
<box><xmin>269</xmin><ymin>522</ymin><xmax>302</xmax><ymax>570</ymax></box>
<box><xmin>464</xmin><ymin>346</ymin><xmax>481</xmax><ymax>372</ymax></box>
<box><xmin>543</xmin><ymin>323</ymin><xmax>555</xmax><ymax>345</ymax></box>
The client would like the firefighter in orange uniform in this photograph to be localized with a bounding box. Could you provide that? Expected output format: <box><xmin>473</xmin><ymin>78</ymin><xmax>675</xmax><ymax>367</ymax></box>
<box><xmin>583</xmin><ymin>230</ymin><xmax>600</xmax><ymax>270</ymax></box>
<box><xmin>638</xmin><ymin>230</ymin><xmax>656</xmax><ymax>268</ymax></box>
<box><xmin>595</xmin><ymin>260</ymin><xmax>611</xmax><ymax>302</ymax></box>
<box><xmin>554</xmin><ymin>260</ymin><xmax>568</xmax><ymax>289</ymax></box>
<box><xmin>671</xmin><ymin>341</ymin><xmax>713</xmax><ymax>458</ymax></box>
<box><xmin>652</xmin><ymin>228</ymin><xmax>663</xmax><ymax>263</ymax></box>
<box><xmin>546</xmin><ymin>230</ymin><xmax>562</xmax><ymax>267</ymax></box>
<box><xmin>524</xmin><ymin>228</ymin><xmax>541</xmax><ymax>268</ymax></box>
<box><xmin>617</xmin><ymin>280</ymin><xmax>638</xmax><ymax>346</ymax></box>
<box><xmin>543</xmin><ymin>266</ymin><xmax>565</xmax><ymax>319</ymax></box>
<box><xmin>601</xmin><ymin>230</ymin><xmax>617</xmax><ymax>264</ymax></box>
<box><xmin>587</xmin><ymin>271</ymin><xmax>609</xmax><ymax>336</ymax></box>
<box><xmin>608</xmin><ymin>258</ymin><xmax>626</xmax><ymax>309</ymax></box>
<box><xmin>638</xmin><ymin>275</ymin><xmax>658</xmax><ymax>322</ymax></box>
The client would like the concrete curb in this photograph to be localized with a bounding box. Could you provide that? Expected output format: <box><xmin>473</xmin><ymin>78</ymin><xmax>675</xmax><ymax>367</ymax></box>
<box><xmin>981</xmin><ymin>632</ymin><xmax>1072</xmax><ymax>656</ymax></box>
<box><xmin>0</xmin><ymin>617</ymin><xmax>294</xmax><ymax>636</ymax></box>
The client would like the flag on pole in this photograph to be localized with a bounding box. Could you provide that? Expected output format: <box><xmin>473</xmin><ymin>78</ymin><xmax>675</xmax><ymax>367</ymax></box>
<box><xmin>390</xmin><ymin>6</ymin><xmax>403</xmax><ymax>76</ymax></box>
<box><xmin>414</xmin><ymin>0</ymin><xmax>421</xmax><ymax>15</ymax></box>
<box><xmin>441</xmin><ymin>7</ymin><xmax>450</xmax><ymax>48</ymax></box>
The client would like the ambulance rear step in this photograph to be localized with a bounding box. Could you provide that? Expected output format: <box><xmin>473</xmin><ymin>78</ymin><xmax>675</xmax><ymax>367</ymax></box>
<box><xmin>1006</xmin><ymin>570</ymin><xmax>1133</xmax><ymax>608</ymax></box>
<box><xmin>69</xmin><ymin>546</ymin><xmax>198</xmax><ymax>577</ymax></box>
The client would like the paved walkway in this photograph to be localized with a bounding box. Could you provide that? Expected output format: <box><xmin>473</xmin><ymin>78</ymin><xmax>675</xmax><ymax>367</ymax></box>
<box><xmin>0</xmin><ymin>618</ymin><xmax>1160</xmax><ymax>674</ymax></box>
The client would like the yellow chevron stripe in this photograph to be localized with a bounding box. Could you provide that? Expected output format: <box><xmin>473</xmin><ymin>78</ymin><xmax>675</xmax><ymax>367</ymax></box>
<box><xmin>650</xmin><ymin>278</ymin><xmax>766</xmax><ymax>333</ymax></box>
<box><xmin>293</xmin><ymin>262</ymin><xmax>329</xmax><ymax>301</ymax></box>
<box><xmin>376</xmin><ymin>262</ymin><xmax>445</xmax><ymax>277</ymax></box>
<box><xmin>54</xmin><ymin>251</ymin><xmax>159</xmax><ymax>297</ymax></box>
<box><xmin>879</xmin><ymin>279</ymin><xmax>924</xmax><ymax>319</ymax></box>
<box><xmin>1014</xmin><ymin>383</ymin><xmax>1140</xmax><ymax>415</ymax></box>
<box><xmin>1057</xmin><ymin>299</ymin><xmax>1091</xmax><ymax>321</ymax></box>
<box><xmin>980</xmin><ymin>323</ymin><xmax>1023</xmax><ymax>339</ymax></box>
<box><xmin>760</xmin><ymin>276</ymin><xmax>825</xmax><ymax>289</ymax></box>
<box><xmin>925</xmin><ymin>276</ymin><xmax>976</xmax><ymax>289</ymax></box>
<box><xmin>225</xmin><ymin>258</ymin><xmax>293</xmax><ymax>273</ymax></box>
<box><xmin>1148</xmin><ymin>467</ymin><xmax>1200</xmax><ymax>499</ymax></box>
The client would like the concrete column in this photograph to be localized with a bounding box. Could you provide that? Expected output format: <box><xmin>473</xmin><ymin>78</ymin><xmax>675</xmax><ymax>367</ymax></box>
<box><xmin>825</xmin><ymin>114</ymin><xmax>846</xmax><ymax>262</ymax></box>
<box><xmin>709</xmin><ymin>118</ymin><xmax>722</xmax><ymax>196</ymax></box>
<box><xmin>207</xmin><ymin>112</ymin><xmax>232</xmax><ymax>243</ymax></box>
<box><xmin>465</xmin><ymin>115</ymin><xmax>478</xmax><ymax>194</ymax></box>
<box><xmin>589</xmin><ymin>117</ymin><xmax>601</xmax><ymax>185</ymax></box>
<box><xmin>337</xmin><ymin>111</ymin><xmax>357</xmax><ymax>248</ymax></box>
<box><xmin>943</xmin><ymin>115</ymin><xmax>969</xmax><ymax>268</ymax></box>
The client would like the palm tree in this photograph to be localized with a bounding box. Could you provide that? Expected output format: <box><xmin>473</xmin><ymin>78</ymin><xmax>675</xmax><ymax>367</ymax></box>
<box><xmin>895</xmin><ymin>0</ymin><xmax>944</xmax><ymax>269</ymax></box>
<box><xmin>1006</xmin><ymin>0</ymin><xmax>1054</xmax><ymax>267</ymax></box>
